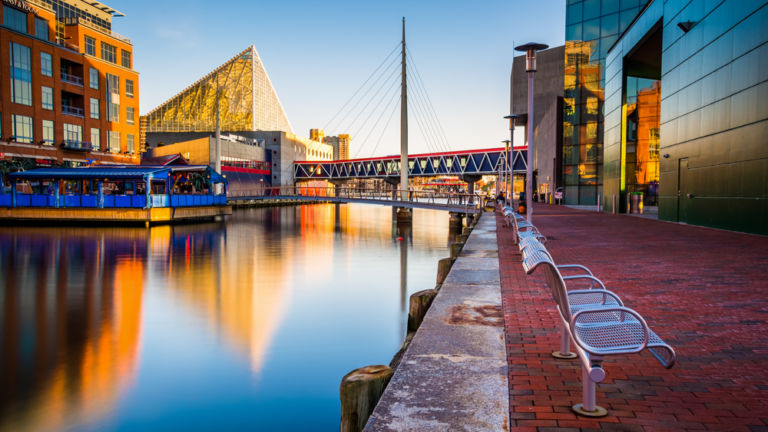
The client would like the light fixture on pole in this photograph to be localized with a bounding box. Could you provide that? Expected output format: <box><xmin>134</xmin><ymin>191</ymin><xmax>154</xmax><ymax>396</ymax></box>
<box><xmin>514</xmin><ymin>42</ymin><xmax>548</xmax><ymax>222</ymax></box>
<box><xmin>501</xmin><ymin>140</ymin><xmax>511</xmax><ymax>203</ymax></box>
<box><xmin>504</xmin><ymin>114</ymin><xmax>519</xmax><ymax>205</ymax></box>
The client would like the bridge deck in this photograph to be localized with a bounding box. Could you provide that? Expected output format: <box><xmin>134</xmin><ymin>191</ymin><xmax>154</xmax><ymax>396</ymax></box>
<box><xmin>227</xmin><ymin>195</ymin><xmax>480</xmax><ymax>213</ymax></box>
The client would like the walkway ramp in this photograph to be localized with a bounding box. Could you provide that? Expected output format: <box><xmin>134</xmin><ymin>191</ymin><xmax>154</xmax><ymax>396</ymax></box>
<box><xmin>365</xmin><ymin>213</ymin><xmax>509</xmax><ymax>431</ymax></box>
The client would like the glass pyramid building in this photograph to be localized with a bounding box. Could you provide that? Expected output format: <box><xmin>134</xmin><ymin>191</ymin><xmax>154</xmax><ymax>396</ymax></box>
<box><xmin>144</xmin><ymin>46</ymin><xmax>293</xmax><ymax>134</ymax></box>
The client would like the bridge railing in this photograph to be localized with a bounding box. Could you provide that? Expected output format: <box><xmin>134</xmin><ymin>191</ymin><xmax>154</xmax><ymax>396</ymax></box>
<box><xmin>228</xmin><ymin>186</ymin><xmax>484</xmax><ymax>211</ymax></box>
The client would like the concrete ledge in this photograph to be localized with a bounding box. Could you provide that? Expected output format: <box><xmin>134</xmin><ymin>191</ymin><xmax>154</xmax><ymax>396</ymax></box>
<box><xmin>364</xmin><ymin>213</ymin><xmax>509</xmax><ymax>431</ymax></box>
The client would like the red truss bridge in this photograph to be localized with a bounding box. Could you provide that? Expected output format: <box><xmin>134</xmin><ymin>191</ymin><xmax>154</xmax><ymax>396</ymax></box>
<box><xmin>293</xmin><ymin>147</ymin><xmax>527</xmax><ymax>180</ymax></box>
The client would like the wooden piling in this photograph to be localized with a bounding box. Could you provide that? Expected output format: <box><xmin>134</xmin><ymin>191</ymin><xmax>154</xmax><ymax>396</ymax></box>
<box><xmin>408</xmin><ymin>288</ymin><xmax>438</xmax><ymax>332</ymax></box>
<box><xmin>462</xmin><ymin>227</ymin><xmax>472</xmax><ymax>236</ymax></box>
<box><xmin>436</xmin><ymin>257</ymin><xmax>453</xmax><ymax>285</ymax></box>
<box><xmin>340</xmin><ymin>365</ymin><xmax>394</xmax><ymax>432</ymax></box>
<box><xmin>450</xmin><ymin>242</ymin><xmax>462</xmax><ymax>259</ymax></box>
<box><xmin>456</xmin><ymin>233</ymin><xmax>468</xmax><ymax>244</ymax></box>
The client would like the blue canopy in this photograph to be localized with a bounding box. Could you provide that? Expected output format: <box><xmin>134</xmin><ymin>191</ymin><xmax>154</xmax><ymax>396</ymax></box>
<box><xmin>8</xmin><ymin>165</ymin><xmax>227</xmax><ymax>184</ymax></box>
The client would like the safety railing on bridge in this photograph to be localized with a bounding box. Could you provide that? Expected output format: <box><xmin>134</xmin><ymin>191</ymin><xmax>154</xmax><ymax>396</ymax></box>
<box><xmin>228</xmin><ymin>186</ymin><xmax>484</xmax><ymax>213</ymax></box>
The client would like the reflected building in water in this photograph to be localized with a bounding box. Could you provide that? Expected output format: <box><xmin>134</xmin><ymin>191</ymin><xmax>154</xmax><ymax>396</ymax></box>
<box><xmin>0</xmin><ymin>228</ymin><xmax>145</xmax><ymax>431</ymax></box>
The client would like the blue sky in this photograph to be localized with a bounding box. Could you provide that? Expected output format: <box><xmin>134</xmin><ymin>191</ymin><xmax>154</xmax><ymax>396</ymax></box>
<box><xmin>109</xmin><ymin>0</ymin><xmax>564</xmax><ymax>157</ymax></box>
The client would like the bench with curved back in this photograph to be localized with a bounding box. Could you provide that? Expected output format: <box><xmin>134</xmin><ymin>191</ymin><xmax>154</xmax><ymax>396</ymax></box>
<box><xmin>518</xmin><ymin>237</ymin><xmax>676</xmax><ymax>417</ymax></box>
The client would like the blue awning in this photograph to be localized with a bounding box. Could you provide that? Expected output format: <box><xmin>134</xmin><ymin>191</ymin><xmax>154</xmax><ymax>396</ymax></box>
<box><xmin>7</xmin><ymin>165</ymin><xmax>226</xmax><ymax>183</ymax></box>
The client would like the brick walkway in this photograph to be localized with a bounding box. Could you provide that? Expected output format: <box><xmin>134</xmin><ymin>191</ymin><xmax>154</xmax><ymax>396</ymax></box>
<box><xmin>496</xmin><ymin>204</ymin><xmax>768</xmax><ymax>431</ymax></box>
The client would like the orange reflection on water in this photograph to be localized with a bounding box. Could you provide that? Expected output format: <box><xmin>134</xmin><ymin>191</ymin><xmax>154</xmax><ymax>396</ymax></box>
<box><xmin>0</xmin><ymin>228</ymin><xmax>145</xmax><ymax>432</ymax></box>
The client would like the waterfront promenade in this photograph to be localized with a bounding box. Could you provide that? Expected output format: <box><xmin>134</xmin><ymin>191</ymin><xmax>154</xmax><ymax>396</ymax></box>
<box><xmin>497</xmin><ymin>204</ymin><xmax>768</xmax><ymax>431</ymax></box>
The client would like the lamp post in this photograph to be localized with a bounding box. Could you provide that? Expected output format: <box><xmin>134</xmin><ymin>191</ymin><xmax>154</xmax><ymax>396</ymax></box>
<box><xmin>514</xmin><ymin>42</ymin><xmax>547</xmax><ymax>222</ymax></box>
<box><xmin>504</xmin><ymin>113</ymin><xmax>519</xmax><ymax>205</ymax></box>
<box><xmin>501</xmin><ymin>139</ymin><xmax>510</xmax><ymax>203</ymax></box>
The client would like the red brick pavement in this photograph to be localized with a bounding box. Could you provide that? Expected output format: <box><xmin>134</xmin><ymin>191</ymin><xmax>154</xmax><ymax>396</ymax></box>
<box><xmin>496</xmin><ymin>204</ymin><xmax>768</xmax><ymax>431</ymax></box>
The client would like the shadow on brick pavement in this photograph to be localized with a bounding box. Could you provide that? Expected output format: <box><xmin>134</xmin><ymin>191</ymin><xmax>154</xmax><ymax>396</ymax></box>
<box><xmin>496</xmin><ymin>203</ymin><xmax>768</xmax><ymax>431</ymax></box>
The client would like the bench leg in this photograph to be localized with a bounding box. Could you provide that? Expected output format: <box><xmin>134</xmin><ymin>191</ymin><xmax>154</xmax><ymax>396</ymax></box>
<box><xmin>572</xmin><ymin>364</ymin><xmax>608</xmax><ymax>417</ymax></box>
<box><xmin>552</xmin><ymin>327</ymin><xmax>577</xmax><ymax>359</ymax></box>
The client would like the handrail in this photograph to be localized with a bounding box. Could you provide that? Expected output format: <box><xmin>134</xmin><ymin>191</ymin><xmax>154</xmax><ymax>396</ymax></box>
<box><xmin>227</xmin><ymin>186</ymin><xmax>484</xmax><ymax>211</ymax></box>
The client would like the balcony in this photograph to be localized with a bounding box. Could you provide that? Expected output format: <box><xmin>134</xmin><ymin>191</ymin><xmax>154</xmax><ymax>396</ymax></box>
<box><xmin>61</xmin><ymin>71</ymin><xmax>83</xmax><ymax>86</ymax></box>
<box><xmin>61</xmin><ymin>140</ymin><xmax>93</xmax><ymax>152</ymax></box>
<box><xmin>62</xmin><ymin>105</ymin><xmax>84</xmax><ymax>117</ymax></box>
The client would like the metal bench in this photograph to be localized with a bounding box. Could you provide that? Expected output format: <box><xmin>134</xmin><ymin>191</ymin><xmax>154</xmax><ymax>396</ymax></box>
<box><xmin>521</xmin><ymin>245</ymin><xmax>676</xmax><ymax>417</ymax></box>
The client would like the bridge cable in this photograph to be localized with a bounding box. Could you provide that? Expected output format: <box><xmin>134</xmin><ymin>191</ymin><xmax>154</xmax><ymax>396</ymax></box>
<box><xmin>350</xmin><ymin>78</ymin><xmax>402</xmax><ymax>158</ymax></box>
<box><xmin>406</xmin><ymin>53</ymin><xmax>450</xmax><ymax>153</ymax></box>
<box><xmin>367</xmin><ymin>93</ymin><xmax>401</xmax><ymax>158</ymax></box>
<box><xmin>328</xmin><ymin>54</ymin><xmax>400</xmax><ymax>138</ymax></box>
<box><xmin>323</xmin><ymin>42</ymin><xmax>400</xmax><ymax>132</ymax></box>
<box><xmin>406</xmin><ymin>48</ymin><xmax>452</xmax><ymax>151</ymax></box>
<box><xmin>407</xmin><ymin>63</ymin><xmax>446</xmax><ymax>154</ymax></box>
<box><xmin>341</xmin><ymin>63</ymin><xmax>400</xmax><ymax>146</ymax></box>
<box><xmin>354</xmin><ymin>82</ymin><xmax>401</xmax><ymax>158</ymax></box>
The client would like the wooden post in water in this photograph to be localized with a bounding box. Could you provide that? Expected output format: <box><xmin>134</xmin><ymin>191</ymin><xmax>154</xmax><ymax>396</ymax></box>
<box><xmin>436</xmin><ymin>257</ymin><xmax>453</xmax><ymax>285</ymax></box>
<box><xmin>450</xmin><ymin>242</ymin><xmax>462</xmax><ymax>259</ymax></box>
<box><xmin>408</xmin><ymin>288</ymin><xmax>437</xmax><ymax>332</ymax></box>
<box><xmin>340</xmin><ymin>365</ymin><xmax>394</xmax><ymax>432</ymax></box>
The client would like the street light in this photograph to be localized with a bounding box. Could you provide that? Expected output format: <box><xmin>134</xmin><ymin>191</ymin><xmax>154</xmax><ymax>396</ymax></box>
<box><xmin>501</xmin><ymin>140</ymin><xmax>510</xmax><ymax>204</ymax></box>
<box><xmin>514</xmin><ymin>42</ymin><xmax>548</xmax><ymax>222</ymax></box>
<box><xmin>504</xmin><ymin>113</ymin><xmax>519</xmax><ymax>204</ymax></box>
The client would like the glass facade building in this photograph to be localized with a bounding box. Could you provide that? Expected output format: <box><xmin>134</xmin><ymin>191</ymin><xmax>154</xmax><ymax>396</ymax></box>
<box><xmin>563</xmin><ymin>0</ymin><xmax>648</xmax><ymax>204</ymax></box>
<box><xmin>145</xmin><ymin>46</ymin><xmax>293</xmax><ymax>135</ymax></box>
<box><xmin>603</xmin><ymin>0</ymin><xmax>768</xmax><ymax>234</ymax></box>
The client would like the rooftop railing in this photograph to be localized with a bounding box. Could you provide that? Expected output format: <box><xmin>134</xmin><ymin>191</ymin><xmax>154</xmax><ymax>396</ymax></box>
<box><xmin>62</xmin><ymin>17</ymin><xmax>131</xmax><ymax>45</ymax></box>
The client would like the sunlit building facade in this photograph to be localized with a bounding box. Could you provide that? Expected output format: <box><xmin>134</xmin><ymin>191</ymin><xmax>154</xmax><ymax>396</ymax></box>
<box><xmin>563</xmin><ymin>0</ymin><xmax>649</xmax><ymax>204</ymax></box>
<box><xmin>0</xmin><ymin>0</ymin><xmax>140</xmax><ymax>175</ymax></box>
<box><xmin>144</xmin><ymin>45</ymin><xmax>292</xmax><ymax>135</ymax></box>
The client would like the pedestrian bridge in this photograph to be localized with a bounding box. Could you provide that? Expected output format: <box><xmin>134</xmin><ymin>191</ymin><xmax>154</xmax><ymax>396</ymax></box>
<box><xmin>293</xmin><ymin>147</ymin><xmax>527</xmax><ymax>180</ymax></box>
<box><xmin>227</xmin><ymin>187</ymin><xmax>484</xmax><ymax>214</ymax></box>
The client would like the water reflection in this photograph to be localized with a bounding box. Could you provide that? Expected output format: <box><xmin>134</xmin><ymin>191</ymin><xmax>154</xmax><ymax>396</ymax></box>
<box><xmin>0</xmin><ymin>204</ymin><xmax>451</xmax><ymax>430</ymax></box>
<box><xmin>1</xmin><ymin>227</ymin><xmax>145</xmax><ymax>432</ymax></box>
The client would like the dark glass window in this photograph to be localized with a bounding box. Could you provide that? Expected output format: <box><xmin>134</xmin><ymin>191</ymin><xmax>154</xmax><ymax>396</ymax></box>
<box><xmin>10</xmin><ymin>42</ymin><xmax>32</xmax><ymax>106</ymax></box>
<box><xmin>89</xmin><ymin>68</ymin><xmax>98</xmax><ymax>89</ymax></box>
<box><xmin>583</xmin><ymin>18</ymin><xmax>600</xmax><ymax>40</ymax></box>
<box><xmin>583</xmin><ymin>0</ymin><xmax>601</xmax><ymax>20</ymax></box>
<box><xmin>601</xmin><ymin>0</ymin><xmax>620</xmax><ymax>15</ymax></box>
<box><xmin>126</xmin><ymin>79</ymin><xmax>134</xmax><ymax>97</ymax></box>
<box><xmin>601</xmin><ymin>13</ymin><xmax>619</xmax><ymax>37</ymax></box>
<box><xmin>121</xmin><ymin>50</ymin><xmax>131</xmax><ymax>68</ymax></box>
<box><xmin>566</xmin><ymin>2</ymin><xmax>582</xmax><ymax>25</ymax></box>
<box><xmin>3</xmin><ymin>5</ymin><xmax>27</xmax><ymax>33</ymax></box>
<box><xmin>84</xmin><ymin>36</ymin><xmax>96</xmax><ymax>56</ymax></box>
<box><xmin>35</xmin><ymin>17</ymin><xmax>49</xmax><ymax>40</ymax></box>
<box><xmin>102</xmin><ymin>43</ymin><xmax>116</xmax><ymax>63</ymax></box>
<box><xmin>620</xmin><ymin>9</ymin><xmax>638</xmax><ymax>33</ymax></box>
<box><xmin>566</xmin><ymin>23</ymin><xmax>582</xmax><ymax>41</ymax></box>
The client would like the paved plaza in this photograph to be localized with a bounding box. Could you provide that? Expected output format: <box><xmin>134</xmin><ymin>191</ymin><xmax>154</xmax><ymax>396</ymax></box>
<box><xmin>497</xmin><ymin>204</ymin><xmax>768</xmax><ymax>431</ymax></box>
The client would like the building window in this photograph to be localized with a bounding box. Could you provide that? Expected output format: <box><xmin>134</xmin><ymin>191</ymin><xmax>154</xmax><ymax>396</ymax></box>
<box><xmin>41</xmin><ymin>86</ymin><xmax>53</xmax><ymax>110</ymax></box>
<box><xmin>3</xmin><ymin>5</ymin><xmax>28</xmax><ymax>33</ymax></box>
<box><xmin>35</xmin><ymin>17</ymin><xmax>48</xmax><ymax>40</ymax></box>
<box><xmin>12</xmin><ymin>114</ymin><xmax>33</xmax><ymax>143</ymax></box>
<box><xmin>89</xmin><ymin>67</ymin><xmax>99</xmax><ymax>89</ymax></box>
<box><xmin>126</xmin><ymin>106</ymin><xmax>134</xmax><ymax>125</ymax></box>
<box><xmin>40</xmin><ymin>52</ymin><xmax>52</xmax><ymax>76</ymax></box>
<box><xmin>63</xmin><ymin>123</ymin><xmax>82</xmax><ymax>145</ymax></box>
<box><xmin>107</xmin><ymin>73</ymin><xmax>119</xmax><ymax>122</ymax></box>
<box><xmin>90</xmin><ymin>97</ymin><xmax>99</xmax><ymax>119</ymax></box>
<box><xmin>101</xmin><ymin>42</ymin><xmax>116</xmax><ymax>63</ymax></box>
<box><xmin>108</xmin><ymin>130</ymin><xmax>120</xmax><ymax>153</ymax></box>
<box><xmin>126</xmin><ymin>134</ymin><xmax>134</xmax><ymax>153</ymax></box>
<box><xmin>126</xmin><ymin>79</ymin><xmax>134</xmax><ymax>98</ymax></box>
<box><xmin>42</xmin><ymin>120</ymin><xmax>54</xmax><ymax>145</ymax></box>
<box><xmin>84</xmin><ymin>35</ymin><xmax>96</xmax><ymax>56</ymax></box>
<box><xmin>91</xmin><ymin>128</ymin><xmax>100</xmax><ymax>150</ymax></box>
<box><xmin>10</xmin><ymin>42</ymin><xmax>32</xmax><ymax>106</ymax></box>
<box><xmin>121</xmin><ymin>50</ymin><xmax>131</xmax><ymax>68</ymax></box>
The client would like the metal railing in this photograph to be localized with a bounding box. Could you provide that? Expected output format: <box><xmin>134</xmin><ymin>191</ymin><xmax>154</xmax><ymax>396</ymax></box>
<box><xmin>61</xmin><ymin>140</ymin><xmax>93</xmax><ymax>151</ymax></box>
<box><xmin>62</xmin><ymin>17</ymin><xmax>132</xmax><ymax>44</ymax></box>
<box><xmin>62</xmin><ymin>105</ymin><xmax>84</xmax><ymax>117</ymax></box>
<box><xmin>60</xmin><ymin>71</ymin><xmax>83</xmax><ymax>86</ymax></box>
<box><xmin>228</xmin><ymin>186</ymin><xmax>484</xmax><ymax>212</ymax></box>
